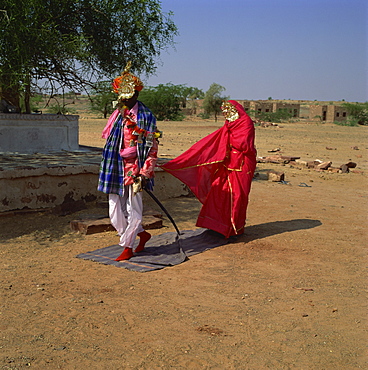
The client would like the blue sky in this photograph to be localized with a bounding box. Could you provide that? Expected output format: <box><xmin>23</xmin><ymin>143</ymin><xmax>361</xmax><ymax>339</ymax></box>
<box><xmin>145</xmin><ymin>0</ymin><xmax>367</xmax><ymax>102</ymax></box>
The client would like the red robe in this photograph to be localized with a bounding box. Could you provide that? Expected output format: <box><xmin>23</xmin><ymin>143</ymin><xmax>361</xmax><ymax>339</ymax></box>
<box><xmin>161</xmin><ymin>100</ymin><xmax>257</xmax><ymax>238</ymax></box>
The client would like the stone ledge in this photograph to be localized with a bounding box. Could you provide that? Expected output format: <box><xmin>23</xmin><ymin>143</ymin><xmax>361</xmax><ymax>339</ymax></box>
<box><xmin>0</xmin><ymin>114</ymin><xmax>79</xmax><ymax>152</ymax></box>
<box><xmin>0</xmin><ymin>113</ymin><xmax>79</xmax><ymax>121</ymax></box>
<box><xmin>0</xmin><ymin>150</ymin><xmax>189</xmax><ymax>213</ymax></box>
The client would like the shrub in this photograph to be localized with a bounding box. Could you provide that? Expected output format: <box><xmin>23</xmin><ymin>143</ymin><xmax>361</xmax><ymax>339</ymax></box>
<box><xmin>341</xmin><ymin>102</ymin><xmax>368</xmax><ymax>126</ymax></box>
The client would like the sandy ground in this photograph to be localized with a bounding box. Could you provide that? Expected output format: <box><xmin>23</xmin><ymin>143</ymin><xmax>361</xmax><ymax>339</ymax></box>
<box><xmin>1</xmin><ymin>116</ymin><xmax>367</xmax><ymax>369</ymax></box>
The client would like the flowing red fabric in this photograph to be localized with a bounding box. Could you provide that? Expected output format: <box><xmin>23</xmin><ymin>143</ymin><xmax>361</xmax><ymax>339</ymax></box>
<box><xmin>161</xmin><ymin>100</ymin><xmax>257</xmax><ymax>238</ymax></box>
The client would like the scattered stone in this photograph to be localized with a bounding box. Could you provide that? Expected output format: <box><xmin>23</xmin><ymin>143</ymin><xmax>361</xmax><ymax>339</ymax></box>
<box><xmin>267</xmin><ymin>171</ymin><xmax>285</xmax><ymax>182</ymax></box>
<box><xmin>327</xmin><ymin>167</ymin><xmax>341</xmax><ymax>173</ymax></box>
<box><xmin>141</xmin><ymin>215</ymin><xmax>164</xmax><ymax>230</ymax></box>
<box><xmin>295</xmin><ymin>159</ymin><xmax>308</xmax><ymax>167</ymax></box>
<box><xmin>70</xmin><ymin>218</ymin><xmax>114</xmax><ymax>234</ymax></box>
<box><xmin>258</xmin><ymin>154</ymin><xmax>359</xmax><ymax>175</ymax></box>
<box><xmin>339</xmin><ymin>162</ymin><xmax>356</xmax><ymax>173</ymax></box>
<box><xmin>267</xmin><ymin>147</ymin><xmax>281</xmax><ymax>152</ymax></box>
<box><xmin>351</xmin><ymin>146</ymin><xmax>359</xmax><ymax>150</ymax></box>
<box><xmin>257</xmin><ymin>155</ymin><xmax>287</xmax><ymax>164</ymax></box>
<box><xmin>70</xmin><ymin>214</ymin><xmax>163</xmax><ymax>235</ymax></box>
<box><xmin>340</xmin><ymin>164</ymin><xmax>349</xmax><ymax>173</ymax></box>
<box><xmin>345</xmin><ymin>161</ymin><xmax>357</xmax><ymax>169</ymax></box>
<box><xmin>281</xmin><ymin>156</ymin><xmax>301</xmax><ymax>161</ymax></box>
<box><xmin>326</xmin><ymin>147</ymin><xmax>337</xmax><ymax>150</ymax></box>
<box><xmin>307</xmin><ymin>161</ymin><xmax>316</xmax><ymax>169</ymax></box>
<box><xmin>254</xmin><ymin>119</ymin><xmax>280</xmax><ymax>128</ymax></box>
<box><xmin>316</xmin><ymin>161</ymin><xmax>332</xmax><ymax>170</ymax></box>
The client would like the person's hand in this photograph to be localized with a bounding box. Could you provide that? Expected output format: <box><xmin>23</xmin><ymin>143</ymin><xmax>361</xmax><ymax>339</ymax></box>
<box><xmin>132</xmin><ymin>176</ymin><xmax>142</xmax><ymax>195</ymax></box>
<box><xmin>141</xmin><ymin>176</ymin><xmax>149</xmax><ymax>189</ymax></box>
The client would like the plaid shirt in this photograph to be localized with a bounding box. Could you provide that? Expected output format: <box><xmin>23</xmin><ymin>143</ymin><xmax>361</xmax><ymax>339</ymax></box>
<box><xmin>97</xmin><ymin>101</ymin><xmax>157</xmax><ymax>195</ymax></box>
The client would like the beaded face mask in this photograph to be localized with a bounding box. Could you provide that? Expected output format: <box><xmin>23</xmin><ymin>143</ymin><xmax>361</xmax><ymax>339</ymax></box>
<box><xmin>221</xmin><ymin>101</ymin><xmax>239</xmax><ymax>122</ymax></box>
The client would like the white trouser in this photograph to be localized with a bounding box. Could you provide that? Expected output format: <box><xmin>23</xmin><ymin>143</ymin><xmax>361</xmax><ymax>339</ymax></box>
<box><xmin>108</xmin><ymin>186</ymin><xmax>144</xmax><ymax>248</ymax></box>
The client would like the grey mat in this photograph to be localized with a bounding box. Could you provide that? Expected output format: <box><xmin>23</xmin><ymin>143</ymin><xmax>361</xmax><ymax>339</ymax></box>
<box><xmin>76</xmin><ymin>228</ymin><xmax>228</xmax><ymax>272</ymax></box>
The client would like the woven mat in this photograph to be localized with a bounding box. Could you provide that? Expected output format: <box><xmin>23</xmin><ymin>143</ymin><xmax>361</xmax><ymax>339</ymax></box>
<box><xmin>76</xmin><ymin>228</ymin><xmax>228</xmax><ymax>272</ymax></box>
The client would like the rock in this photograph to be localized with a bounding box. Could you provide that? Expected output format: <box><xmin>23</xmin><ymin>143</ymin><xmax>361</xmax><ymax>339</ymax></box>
<box><xmin>295</xmin><ymin>159</ymin><xmax>308</xmax><ymax>167</ymax></box>
<box><xmin>281</xmin><ymin>156</ymin><xmax>301</xmax><ymax>161</ymax></box>
<box><xmin>141</xmin><ymin>215</ymin><xmax>164</xmax><ymax>230</ymax></box>
<box><xmin>267</xmin><ymin>171</ymin><xmax>285</xmax><ymax>182</ymax></box>
<box><xmin>316</xmin><ymin>161</ymin><xmax>332</xmax><ymax>170</ymax></box>
<box><xmin>339</xmin><ymin>162</ymin><xmax>356</xmax><ymax>173</ymax></box>
<box><xmin>257</xmin><ymin>155</ymin><xmax>284</xmax><ymax>164</ymax></box>
<box><xmin>267</xmin><ymin>148</ymin><xmax>281</xmax><ymax>152</ymax></box>
<box><xmin>327</xmin><ymin>167</ymin><xmax>341</xmax><ymax>173</ymax></box>
<box><xmin>70</xmin><ymin>218</ymin><xmax>115</xmax><ymax>234</ymax></box>
<box><xmin>345</xmin><ymin>161</ymin><xmax>357</xmax><ymax>168</ymax></box>
<box><xmin>340</xmin><ymin>164</ymin><xmax>349</xmax><ymax>173</ymax></box>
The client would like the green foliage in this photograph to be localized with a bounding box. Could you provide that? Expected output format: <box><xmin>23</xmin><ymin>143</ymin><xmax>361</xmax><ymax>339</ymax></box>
<box><xmin>313</xmin><ymin>115</ymin><xmax>324</xmax><ymax>124</ymax></box>
<box><xmin>90</xmin><ymin>81</ymin><xmax>116</xmax><ymax>118</ymax></box>
<box><xmin>333</xmin><ymin>120</ymin><xmax>359</xmax><ymax>127</ymax></box>
<box><xmin>202</xmin><ymin>83</ymin><xmax>228</xmax><ymax>121</ymax></box>
<box><xmin>341</xmin><ymin>102</ymin><xmax>368</xmax><ymax>126</ymax></box>
<box><xmin>47</xmin><ymin>104</ymin><xmax>76</xmax><ymax>115</ymax></box>
<box><xmin>0</xmin><ymin>0</ymin><xmax>177</xmax><ymax>112</ymax></box>
<box><xmin>139</xmin><ymin>83</ymin><xmax>201</xmax><ymax>120</ymax></box>
<box><xmin>256</xmin><ymin>108</ymin><xmax>293</xmax><ymax>123</ymax></box>
<box><xmin>197</xmin><ymin>112</ymin><xmax>210</xmax><ymax>119</ymax></box>
<box><xmin>42</xmin><ymin>94</ymin><xmax>76</xmax><ymax>114</ymax></box>
<box><xmin>19</xmin><ymin>94</ymin><xmax>43</xmax><ymax>113</ymax></box>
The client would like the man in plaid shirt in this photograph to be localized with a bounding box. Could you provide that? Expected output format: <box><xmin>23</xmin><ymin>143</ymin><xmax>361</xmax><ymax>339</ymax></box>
<box><xmin>98</xmin><ymin>62</ymin><xmax>159</xmax><ymax>261</ymax></box>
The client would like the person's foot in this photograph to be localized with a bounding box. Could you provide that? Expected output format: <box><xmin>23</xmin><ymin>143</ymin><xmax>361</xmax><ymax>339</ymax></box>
<box><xmin>135</xmin><ymin>231</ymin><xmax>151</xmax><ymax>253</ymax></box>
<box><xmin>115</xmin><ymin>247</ymin><xmax>133</xmax><ymax>261</ymax></box>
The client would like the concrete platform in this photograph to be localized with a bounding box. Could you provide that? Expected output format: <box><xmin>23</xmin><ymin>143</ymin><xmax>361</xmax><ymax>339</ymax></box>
<box><xmin>0</xmin><ymin>113</ymin><xmax>79</xmax><ymax>153</ymax></box>
<box><xmin>0</xmin><ymin>147</ymin><xmax>189</xmax><ymax>213</ymax></box>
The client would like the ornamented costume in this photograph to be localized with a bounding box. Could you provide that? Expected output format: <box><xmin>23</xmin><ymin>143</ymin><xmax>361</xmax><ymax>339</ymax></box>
<box><xmin>161</xmin><ymin>100</ymin><xmax>256</xmax><ymax>238</ymax></box>
<box><xmin>98</xmin><ymin>62</ymin><xmax>159</xmax><ymax>260</ymax></box>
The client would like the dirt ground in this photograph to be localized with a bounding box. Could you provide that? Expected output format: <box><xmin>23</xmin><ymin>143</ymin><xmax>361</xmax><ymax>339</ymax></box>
<box><xmin>1</xmin><ymin>116</ymin><xmax>367</xmax><ymax>369</ymax></box>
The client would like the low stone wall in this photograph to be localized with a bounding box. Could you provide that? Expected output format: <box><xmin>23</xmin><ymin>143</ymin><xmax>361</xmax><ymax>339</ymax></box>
<box><xmin>0</xmin><ymin>151</ymin><xmax>188</xmax><ymax>213</ymax></box>
<box><xmin>0</xmin><ymin>113</ymin><xmax>79</xmax><ymax>153</ymax></box>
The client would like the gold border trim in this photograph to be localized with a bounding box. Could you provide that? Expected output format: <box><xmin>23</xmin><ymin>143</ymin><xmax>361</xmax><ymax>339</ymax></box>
<box><xmin>162</xmin><ymin>160</ymin><xmax>223</xmax><ymax>171</ymax></box>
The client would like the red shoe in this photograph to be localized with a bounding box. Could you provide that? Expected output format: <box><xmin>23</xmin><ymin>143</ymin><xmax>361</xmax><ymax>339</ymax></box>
<box><xmin>135</xmin><ymin>231</ymin><xmax>151</xmax><ymax>253</ymax></box>
<box><xmin>115</xmin><ymin>247</ymin><xmax>133</xmax><ymax>261</ymax></box>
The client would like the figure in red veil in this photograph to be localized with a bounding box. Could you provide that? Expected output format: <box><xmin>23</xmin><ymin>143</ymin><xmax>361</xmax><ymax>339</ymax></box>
<box><xmin>161</xmin><ymin>100</ymin><xmax>257</xmax><ymax>238</ymax></box>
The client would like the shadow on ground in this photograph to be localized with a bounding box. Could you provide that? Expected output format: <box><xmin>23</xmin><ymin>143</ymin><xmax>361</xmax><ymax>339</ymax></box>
<box><xmin>236</xmin><ymin>219</ymin><xmax>322</xmax><ymax>243</ymax></box>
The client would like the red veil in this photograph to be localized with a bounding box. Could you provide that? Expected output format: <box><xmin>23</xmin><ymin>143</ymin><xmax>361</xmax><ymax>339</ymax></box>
<box><xmin>161</xmin><ymin>100</ymin><xmax>257</xmax><ymax>238</ymax></box>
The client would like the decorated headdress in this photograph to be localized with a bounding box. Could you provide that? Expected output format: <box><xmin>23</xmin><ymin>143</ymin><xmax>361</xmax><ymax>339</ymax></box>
<box><xmin>112</xmin><ymin>61</ymin><xmax>144</xmax><ymax>100</ymax></box>
<box><xmin>221</xmin><ymin>101</ymin><xmax>239</xmax><ymax>122</ymax></box>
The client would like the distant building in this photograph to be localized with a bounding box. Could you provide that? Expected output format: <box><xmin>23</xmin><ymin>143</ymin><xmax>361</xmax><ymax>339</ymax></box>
<box><xmin>309</xmin><ymin>104</ymin><xmax>348</xmax><ymax>123</ymax></box>
<box><xmin>192</xmin><ymin>99</ymin><xmax>348</xmax><ymax>123</ymax></box>
<box><xmin>241</xmin><ymin>100</ymin><xmax>300</xmax><ymax>118</ymax></box>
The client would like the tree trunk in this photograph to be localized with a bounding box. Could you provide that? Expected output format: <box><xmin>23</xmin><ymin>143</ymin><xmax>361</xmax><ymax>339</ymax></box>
<box><xmin>24</xmin><ymin>75</ymin><xmax>31</xmax><ymax>114</ymax></box>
